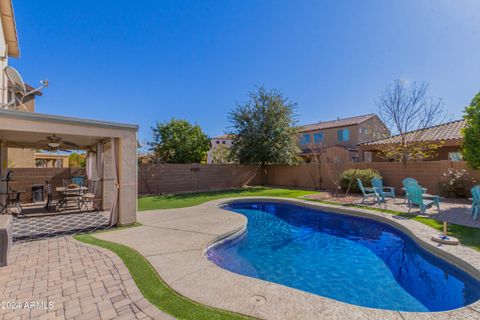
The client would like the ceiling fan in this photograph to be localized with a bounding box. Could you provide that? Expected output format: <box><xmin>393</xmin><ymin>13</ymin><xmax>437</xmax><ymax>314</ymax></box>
<box><xmin>36</xmin><ymin>134</ymin><xmax>79</xmax><ymax>152</ymax></box>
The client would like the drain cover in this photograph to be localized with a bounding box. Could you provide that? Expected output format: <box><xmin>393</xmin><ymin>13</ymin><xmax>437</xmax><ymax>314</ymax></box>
<box><xmin>249</xmin><ymin>295</ymin><xmax>267</xmax><ymax>305</ymax></box>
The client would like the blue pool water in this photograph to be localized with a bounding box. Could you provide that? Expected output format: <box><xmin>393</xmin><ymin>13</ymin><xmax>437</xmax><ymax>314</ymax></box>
<box><xmin>206</xmin><ymin>201</ymin><xmax>480</xmax><ymax>312</ymax></box>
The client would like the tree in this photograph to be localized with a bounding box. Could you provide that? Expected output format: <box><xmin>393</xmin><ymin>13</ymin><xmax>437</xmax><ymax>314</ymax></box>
<box><xmin>228</xmin><ymin>87</ymin><xmax>301</xmax><ymax>170</ymax></box>
<box><xmin>150</xmin><ymin>119</ymin><xmax>210</xmax><ymax>163</ymax></box>
<box><xmin>376</xmin><ymin>80</ymin><xmax>445</xmax><ymax>176</ymax></box>
<box><xmin>68</xmin><ymin>152</ymin><xmax>86</xmax><ymax>168</ymax></box>
<box><xmin>211</xmin><ymin>144</ymin><xmax>232</xmax><ymax>164</ymax></box>
<box><xmin>462</xmin><ymin>92</ymin><xmax>480</xmax><ymax>169</ymax></box>
<box><xmin>320</xmin><ymin>146</ymin><xmax>351</xmax><ymax>197</ymax></box>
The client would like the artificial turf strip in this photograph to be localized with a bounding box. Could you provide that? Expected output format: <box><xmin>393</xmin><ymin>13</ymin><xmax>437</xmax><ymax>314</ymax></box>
<box><xmin>138</xmin><ymin>187</ymin><xmax>318</xmax><ymax>211</ymax></box>
<box><xmin>74</xmin><ymin>234</ymin><xmax>252</xmax><ymax>320</ymax></box>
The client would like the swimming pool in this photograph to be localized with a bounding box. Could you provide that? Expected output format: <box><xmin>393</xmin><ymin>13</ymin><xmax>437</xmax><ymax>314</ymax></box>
<box><xmin>206</xmin><ymin>201</ymin><xmax>480</xmax><ymax>312</ymax></box>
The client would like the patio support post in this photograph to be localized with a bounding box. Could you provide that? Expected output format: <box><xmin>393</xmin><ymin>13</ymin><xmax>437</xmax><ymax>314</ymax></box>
<box><xmin>0</xmin><ymin>143</ymin><xmax>7</xmax><ymax>207</ymax></box>
<box><xmin>117</xmin><ymin>132</ymin><xmax>137</xmax><ymax>225</ymax></box>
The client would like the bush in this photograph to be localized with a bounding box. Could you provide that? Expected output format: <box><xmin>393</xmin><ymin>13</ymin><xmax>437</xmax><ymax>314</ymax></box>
<box><xmin>439</xmin><ymin>168</ymin><xmax>475</xmax><ymax>198</ymax></box>
<box><xmin>340</xmin><ymin>169</ymin><xmax>381</xmax><ymax>193</ymax></box>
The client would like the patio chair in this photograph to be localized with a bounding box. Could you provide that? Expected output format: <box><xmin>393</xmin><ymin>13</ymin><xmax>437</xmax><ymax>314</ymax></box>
<box><xmin>371</xmin><ymin>177</ymin><xmax>395</xmax><ymax>203</ymax></box>
<box><xmin>72</xmin><ymin>176</ymin><xmax>85</xmax><ymax>186</ymax></box>
<box><xmin>405</xmin><ymin>184</ymin><xmax>440</xmax><ymax>214</ymax></box>
<box><xmin>44</xmin><ymin>180</ymin><xmax>53</xmax><ymax>211</ymax></box>
<box><xmin>357</xmin><ymin>178</ymin><xmax>380</xmax><ymax>204</ymax></box>
<box><xmin>80</xmin><ymin>181</ymin><xmax>102</xmax><ymax>212</ymax></box>
<box><xmin>471</xmin><ymin>185</ymin><xmax>480</xmax><ymax>221</ymax></box>
<box><xmin>57</xmin><ymin>180</ymin><xmax>83</xmax><ymax>211</ymax></box>
<box><xmin>402</xmin><ymin>178</ymin><xmax>427</xmax><ymax>203</ymax></box>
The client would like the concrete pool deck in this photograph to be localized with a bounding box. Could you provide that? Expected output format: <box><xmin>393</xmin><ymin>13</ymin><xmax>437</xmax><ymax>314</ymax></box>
<box><xmin>96</xmin><ymin>197</ymin><xmax>480</xmax><ymax>320</ymax></box>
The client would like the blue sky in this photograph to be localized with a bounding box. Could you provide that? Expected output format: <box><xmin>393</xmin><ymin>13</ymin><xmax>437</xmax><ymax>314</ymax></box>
<box><xmin>11</xmin><ymin>0</ymin><xmax>480</xmax><ymax>143</ymax></box>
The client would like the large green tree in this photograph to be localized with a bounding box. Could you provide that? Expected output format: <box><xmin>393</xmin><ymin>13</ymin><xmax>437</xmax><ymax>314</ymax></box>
<box><xmin>150</xmin><ymin>119</ymin><xmax>210</xmax><ymax>163</ymax></box>
<box><xmin>228</xmin><ymin>87</ymin><xmax>300</xmax><ymax>166</ymax></box>
<box><xmin>462</xmin><ymin>92</ymin><xmax>480</xmax><ymax>169</ymax></box>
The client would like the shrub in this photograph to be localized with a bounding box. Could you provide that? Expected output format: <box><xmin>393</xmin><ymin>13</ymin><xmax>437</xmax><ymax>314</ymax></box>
<box><xmin>340</xmin><ymin>169</ymin><xmax>381</xmax><ymax>193</ymax></box>
<box><xmin>439</xmin><ymin>168</ymin><xmax>475</xmax><ymax>198</ymax></box>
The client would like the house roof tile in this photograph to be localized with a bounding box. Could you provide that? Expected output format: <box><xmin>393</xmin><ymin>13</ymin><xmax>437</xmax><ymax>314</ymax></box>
<box><xmin>360</xmin><ymin>119</ymin><xmax>465</xmax><ymax>146</ymax></box>
<box><xmin>297</xmin><ymin>114</ymin><xmax>377</xmax><ymax>132</ymax></box>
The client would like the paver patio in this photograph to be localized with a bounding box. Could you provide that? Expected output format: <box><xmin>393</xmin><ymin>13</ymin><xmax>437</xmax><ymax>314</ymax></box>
<box><xmin>0</xmin><ymin>237</ymin><xmax>171</xmax><ymax>320</ymax></box>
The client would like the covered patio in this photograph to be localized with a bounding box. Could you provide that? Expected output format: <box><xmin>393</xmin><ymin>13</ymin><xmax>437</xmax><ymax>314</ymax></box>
<box><xmin>0</xmin><ymin>108</ymin><xmax>138</xmax><ymax>240</ymax></box>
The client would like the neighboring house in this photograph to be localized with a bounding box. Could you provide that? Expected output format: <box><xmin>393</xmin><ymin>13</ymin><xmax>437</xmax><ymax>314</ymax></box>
<box><xmin>297</xmin><ymin>114</ymin><xmax>389</xmax><ymax>162</ymax></box>
<box><xmin>207</xmin><ymin>134</ymin><xmax>234</xmax><ymax>164</ymax></box>
<box><xmin>358</xmin><ymin>119</ymin><xmax>465</xmax><ymax>162</ymax></box>
<box><xmin>34</xmin><ymin>152</ymin><xmax>69</xmax><ymax>168</ymax></box>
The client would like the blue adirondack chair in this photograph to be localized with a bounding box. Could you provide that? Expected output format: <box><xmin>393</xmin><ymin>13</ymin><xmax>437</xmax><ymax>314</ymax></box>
<box><xmin>357</xmin><ymin>178</ymin><xmax>379</xmax><ymax>204</ymax></box>
<box><xmin>405</xmin><ymin>184</ymin><xmax>440</xmax><ymax>214</ymax></box>
<box><xmin>402</xmin><ymin>178</ymin><xmax>427</xmax><ymax>203</ymax></box>
<box><xmin>471</xmin><ymin>185</ymin><xmax>480</xmax><ymax>220</ymax></box>
<box><xmin>371</xmin><ymin>177</ymin><xmax>395</xmax><ymax>203</ymax></box>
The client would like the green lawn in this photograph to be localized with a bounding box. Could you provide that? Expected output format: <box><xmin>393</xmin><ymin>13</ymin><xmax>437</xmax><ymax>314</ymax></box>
<box><xmin>138</xmin><ymin>187</ymin><xmax>318</xmax><ymax>210</ymax></box>
<box><xmin>138</xmin><ymin>187</ymin><xmax>480</xmax><ymax>252</ymax></box>
<box><xmin>74</xmin><ymin>234</ymin><xmax>252</xmax><ymax>320</ymax></box>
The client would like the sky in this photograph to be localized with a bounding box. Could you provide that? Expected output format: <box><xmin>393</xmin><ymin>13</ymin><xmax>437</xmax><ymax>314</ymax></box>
<box><xmin>11</xmin><ymin>0</ymin><xmax>480</xmax><ymax>144</ymax></box>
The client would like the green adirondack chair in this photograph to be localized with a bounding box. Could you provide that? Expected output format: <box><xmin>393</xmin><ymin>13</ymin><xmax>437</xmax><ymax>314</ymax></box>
<box><xmin>471</xmin><ymin>185</ymin><xmax>480</xmax><ymax>220</ymax></box>
<box><xmin>357</xmin><ymin>178</ymin><xmax>379</xmax><ymax>204</ymax></box>
<box><xmin>405</xmin><ymin>184</ymin><xmax>440</xmax><ymax>214</ymax></box>
<box><xmin>371</xmin><ymin>177</ymin><xmax>395</xmax><ymax>203</ymax></box>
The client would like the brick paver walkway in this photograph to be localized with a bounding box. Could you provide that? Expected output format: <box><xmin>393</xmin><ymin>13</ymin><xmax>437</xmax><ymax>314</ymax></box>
<box><xmin>0</xmin><ymin>237</ymin><xmax>172</xmax><ymax>320</ymax></box>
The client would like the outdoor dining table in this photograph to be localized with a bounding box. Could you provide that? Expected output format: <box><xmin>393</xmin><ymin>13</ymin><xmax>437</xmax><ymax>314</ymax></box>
<box><xmin>56</xmin><ymin>186</ymin><xmax>88</xmax><ymax>193</ymax></box>
<box><xmin>56</xmin><ymin>186</ymin><xmax>88</xmax><ymax>211</ymax></box>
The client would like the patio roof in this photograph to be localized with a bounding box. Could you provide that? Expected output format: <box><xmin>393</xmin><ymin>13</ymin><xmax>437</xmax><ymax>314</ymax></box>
<box><xmin>0</xmin><ymin>108</ymin><xmax>139</xmax><ymax>226</ymax></box>
<box><xmin>0</xmin><ymin>109</ymin><xmax>138</xmax><ymax>149</ymax></box>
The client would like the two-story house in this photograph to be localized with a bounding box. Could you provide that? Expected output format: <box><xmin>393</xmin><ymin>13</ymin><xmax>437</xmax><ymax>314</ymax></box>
<box><xmin>207</xmin><ymin>134</ymin><xmax>234</xmax><ymax>164</ymax></box>
<box><xmin>297</xmin><ymin>114</ymin><xmax>389</xmax><ymax>162</ymax></box>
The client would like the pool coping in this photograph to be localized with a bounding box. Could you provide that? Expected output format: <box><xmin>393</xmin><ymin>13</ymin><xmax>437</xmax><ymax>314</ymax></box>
<box><xmin>96</xmin><ymin>197</ymin><xmax>480</xmax><ymax>320</ymax></box>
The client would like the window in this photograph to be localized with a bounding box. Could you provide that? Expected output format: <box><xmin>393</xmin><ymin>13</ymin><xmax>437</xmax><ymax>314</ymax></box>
<box><xmin>359</xmin><ymin>127</ymin><xmax>368</xmax><ymax>135</ymax></box>
<box><xmin>448</xmin><ymin>152</ymin><xmax>463</xmax><ymax>161</ymax></box>
<box><xmin>337</xmin><ymin>128</ymin><xmax>349</xmax><ymax>142</ymax></box>
<box><xmin>313</xmin><ymin>132</ymin><xmax>324</xmax><ymax>143</ymax></box>
<box><xmin>300</xmin><ymin>133</ymin><xmax>311</xmax><ymax>145</ymax></box>
<box><xmin>216</xmin><ymin>141</ymin><xmax>219</xmax><ymax>144</ymax></box>
<box><xmin>222</xmin><ymin>141</ymin><xmax>225</xmax><ymax>144</ymax></box>
<box><xmin>364</xmin><ymin>151</ymin><xmax>372</xmax><ymax>162</ymax></box>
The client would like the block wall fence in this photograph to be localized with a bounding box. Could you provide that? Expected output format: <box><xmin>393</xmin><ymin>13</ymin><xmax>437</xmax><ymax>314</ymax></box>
<box><xmin>9</xmin><ymin>161</ymin><xmax>479</xmax><ymax>201</ymax></box>
<box><xmin>138</xmin><ymin>161</ymin><xmax>480</xmax><ymax>196</ymax></box>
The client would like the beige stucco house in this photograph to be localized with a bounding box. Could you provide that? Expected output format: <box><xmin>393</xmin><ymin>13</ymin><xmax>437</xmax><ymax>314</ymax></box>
<box><xmin>207</xmin><ymin>134</ymin><xmax>234</xmax><ymax>164</ymax></box>
<box><xmin>297</xmin><ymin>114</ymin><xmax>389</xmax><ymax>162</ymax></box>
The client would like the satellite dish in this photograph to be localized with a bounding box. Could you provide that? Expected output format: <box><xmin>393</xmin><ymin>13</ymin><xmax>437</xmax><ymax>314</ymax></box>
<box><xmin>2</xmin><ymin>66</ymin><xmax>48</xmax><ymax>111</ymax></box>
